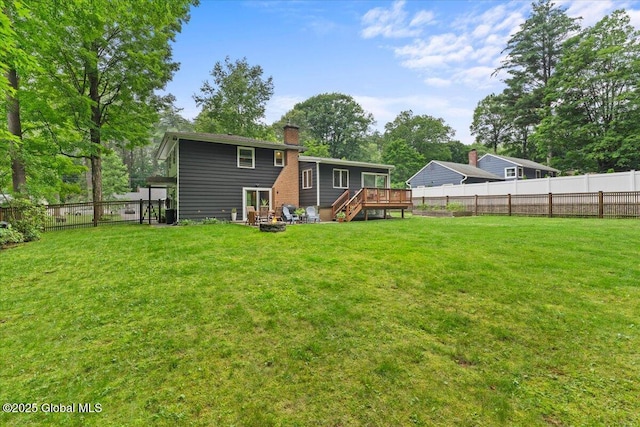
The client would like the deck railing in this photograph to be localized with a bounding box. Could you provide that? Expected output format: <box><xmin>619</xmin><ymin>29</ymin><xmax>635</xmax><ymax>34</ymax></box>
<box><xmin>339</xmin><ymin>188</ymin><xmax>413</xmax><ymax>221</ymax></box>
<box><xmin>362</xmin><ymin>188</ymin><xmax>412</xmax><ymax>205</ymax></box>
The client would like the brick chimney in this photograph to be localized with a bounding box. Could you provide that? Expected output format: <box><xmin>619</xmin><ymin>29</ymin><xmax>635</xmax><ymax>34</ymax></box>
<box><xmin>469</xmin><ymin>149</ymin><xmax>478</xmax><ymax>167</ymax></box>
<box><xmin>273</xmin><ymin>124</ymin><xmax>300</xmax><ymax>208</ymax></box>
<box><xmin>283</xmin><ymin>124</ymin><xmax>299</xmax><ymax>146</ymax></box>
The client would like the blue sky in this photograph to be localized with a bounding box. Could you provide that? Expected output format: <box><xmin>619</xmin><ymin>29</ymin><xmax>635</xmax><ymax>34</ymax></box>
<box><xmin>164</xmin><ymin>0</ymin><xmax>640</xmax><ymax>144</ymax></box>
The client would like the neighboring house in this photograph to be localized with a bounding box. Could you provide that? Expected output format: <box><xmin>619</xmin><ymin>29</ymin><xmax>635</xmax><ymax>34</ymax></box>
<box><xmin>407</xmin><ymin>149</ymin><xmax>560</xmax><ymax>188</ymax></box>
<box><xmin>477</xmin><ymin>153</ymin><xmax>559</xmax><ymax>180</ymax></box>
<box><xmin>117</xmin><ymin>187</ymin><xmax>167</xmax><ymax>201</ymax></box>
<box><xmin>406</xmin><ymin>160</ymin><xmax>502</xmax><ymax>187</ymax></box>
<box><xmin>155</xmin><ymin>125</ymin><xmax>411</xmax><ymax>222</ymax></box>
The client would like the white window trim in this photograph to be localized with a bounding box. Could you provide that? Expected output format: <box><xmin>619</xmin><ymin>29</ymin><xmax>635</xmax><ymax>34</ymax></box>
<box><xmin>505</xmin><ymin>166</ymin><xmax>523</xmax><ymax>179</ymax></box>
<box><xmin>362</xmin><ymin>172</ymin><xmax>389</xmax><ymax>188</ymax></box>
<box><xmin>302</xmin><ymin>169</ymin><xmax>313</xmax><ymax>189</ymax></box>
<box><xmin>274</xmin><ymin>150</ymin><xmax>285</xmax><ymax>167</ymax></box>
<box><xmin>535</xmin><ymin>169</ymin><xmax>542</xmax><ymax>179</ymax></box>
<box><xmin>505</xmin><ymin>167</ymin><xmax>516</xmax><ymax>178</ymax></box>
<box><xmin>237</xmin><ymin>147</ymin><xmax>255</xmax><ymax>169</ymax></box>
<box><xmin>333</xmin><ymin>169</ymin><xmax>349</xmax><ymax>189</ymax></box>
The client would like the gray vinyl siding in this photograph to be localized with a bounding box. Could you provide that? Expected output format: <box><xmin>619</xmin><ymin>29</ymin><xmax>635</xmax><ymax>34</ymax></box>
<box><xmin>299</xmin><ymin>161</ymin><xmax>317</xmax><ymax>208</ymax></box>
<box><xmin>477</xmin><ymin>156</ymin><xmax>516</xmax><ymax>180</ymax></box>
<box><xmin>298</xmin><ymin>161</ymin><xmax>390</xmax><ymax>207</ymax></box>
<box><xmin>178</xmin><ymin>139</ymin><xmax>282</xmax><ymax>220</ymax></box>
<box><xmin>408</xmin><ymin>162</ymin><xmax>465</xmax><ymax>187</ymax></box>
<box><xmin>317</xmin><ymin>164</ymin><xmax>389</xmax><ymax>206</ymax></box>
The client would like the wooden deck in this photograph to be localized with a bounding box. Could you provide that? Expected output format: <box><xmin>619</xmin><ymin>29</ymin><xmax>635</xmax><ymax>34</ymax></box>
<box><xmin>332</xmin><ymin>188</ymin><xmax>413</xmax><ymax>221</ymax></box>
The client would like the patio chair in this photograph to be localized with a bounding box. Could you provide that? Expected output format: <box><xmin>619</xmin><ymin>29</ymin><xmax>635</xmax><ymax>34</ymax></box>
<box><xmin>306</xmin><ymin>206</ymin><xmax>320</xmax><ymax>223</ymax></box>
<box><xmin>281</xmin><ymin>206</ymin><xmax>299</xmax><ymax>224</ymax></box>
<box><xmin>246</xmin><ymin>206</ymin><xmax>259</xmax><ymax>225</ymax></box>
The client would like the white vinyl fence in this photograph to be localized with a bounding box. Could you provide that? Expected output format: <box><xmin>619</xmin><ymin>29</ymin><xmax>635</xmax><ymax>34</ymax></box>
<box><xmin>412</xmin><ymin>170</ymin><xmax>640</xmax><ymax>199</ymax></box>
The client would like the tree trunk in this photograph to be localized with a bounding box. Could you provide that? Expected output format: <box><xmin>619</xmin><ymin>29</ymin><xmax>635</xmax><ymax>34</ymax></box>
<box><xmin>6</xmin><ymin>68</ymin><xmax>27</xmax><ymax>193</ymax></box>
<box><xmin>87</xmin><ymin>51</ymin><xmax>103</xmax><ymax>218</ymax></box>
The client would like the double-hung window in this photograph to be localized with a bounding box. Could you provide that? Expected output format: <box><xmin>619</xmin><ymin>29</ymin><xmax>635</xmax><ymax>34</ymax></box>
<box><xmin>333</xmin><ymin>169</ymin><xmax>349</xmax><ymax>189</ymax></box>
<box><xmin>274</xmin><ymin>150</ymin><xmax>285</xmax><ymax>167</ymax></box>
<box><xmin>238</xmin><ymin>147</ymin><xmax>255</xmax><ymax>169</ymax></box>
<box><xmin>505</xmin><ymin>167</ymin><xmax>523</xmax><ymax>179</ymax></box>
<box><xmin>302</xmin><ymin>169</ymin><xmax>313</xmax><ymax>189</ymax></box>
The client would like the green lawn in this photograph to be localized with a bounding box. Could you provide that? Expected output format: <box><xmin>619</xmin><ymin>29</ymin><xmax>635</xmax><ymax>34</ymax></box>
<box><xmin>1</xmin><ymin>217</ymin><xmax>639</xmax><ymax>426</ymax></box>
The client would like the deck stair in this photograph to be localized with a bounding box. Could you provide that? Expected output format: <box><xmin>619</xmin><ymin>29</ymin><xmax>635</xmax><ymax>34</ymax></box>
<box><xmin>331</xmin><ymin>188</ymin><xmax>413</xmax><ymax>222</ymax></box>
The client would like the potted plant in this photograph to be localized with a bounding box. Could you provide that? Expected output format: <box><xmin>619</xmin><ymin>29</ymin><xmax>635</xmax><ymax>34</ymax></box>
<box><xmin>260</xmin><ymin>199</ymin><xmax>269</xmax><ymax>217</ymax></box>
<box><xmin>336</xmin><ymin>211</ymin><xmax>346</xmax><ymax>222</ymax></box>
<box><xmin>231</xmin><ymin>208</ymin><xmax>237</xmax><ymax>222</ymax></box>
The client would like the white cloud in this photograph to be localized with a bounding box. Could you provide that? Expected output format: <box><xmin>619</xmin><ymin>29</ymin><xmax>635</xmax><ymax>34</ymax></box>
<box><xmin>410</xmin><ymin>10</ymin><xmax>435</xmax><ymax>27</ymax></box>
<box><xmin>265</xmin><ymin>95</ymin><xmax>304</xmax><ymax>124</ymax></box>
<box><xmin>424</xmin><ymin>77</ymin><xmax>451</xmax><ymax>88</ymax></box>
<box><xmin>453</xmin><ymin>67</ymin><xmax>502</xmax><ymax>90</ymax></box>
<box><xmin>361</xmin><ymin>0</ymin><xmax>434</xmax><ymax>39</ymax></box>
<box><xmin>395</xmin><ymin>33</ymin><xmax>475</xmax><ymax>69</ymax></box>
<box><xmin>356</xmin><ymin>0</ymin><xmax>640</xmax><ymax>144</ymax></box>
<box><xmin>353</xmin><ymin>94</ymin><xmax>454</xmax><ymax>130</ymax></box>
<box><xmin>628</xmin><ymin>9</ymin><xmax>640</xmax><ymax>27</ymax></box>
<box><xmin>558</xmin><ymin>0</ymin><xmax>627</xmax><ymax>27</ymax></box>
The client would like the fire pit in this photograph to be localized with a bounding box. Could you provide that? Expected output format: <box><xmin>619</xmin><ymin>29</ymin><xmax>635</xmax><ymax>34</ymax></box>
<box><xmin>259</xmin><ymin>222</ymin><xmax>286</xmax><ymax>232</ymax></box>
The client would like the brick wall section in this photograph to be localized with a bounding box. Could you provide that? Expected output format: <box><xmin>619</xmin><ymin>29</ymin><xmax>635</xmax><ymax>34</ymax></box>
<box><xmin>273</xmin><ymin>125</ymin><xmax>300</xmax><ymax>208</ymax></box>
<box><xmin>468</xmin><ymin>149</ymin><xmax>478</xmax><ymax>167</ymax></box>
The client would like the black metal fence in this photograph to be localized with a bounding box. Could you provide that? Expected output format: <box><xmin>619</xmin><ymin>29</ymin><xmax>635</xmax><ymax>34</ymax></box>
<box><xmin>413</xmin><ymin>191</ymin><xmax>640</xmax><ymax>219</ymax></box>
<box><xmin>0</xmin><ymin>199</ymin><xmax>166</xmax><ymax>231</ymax></box>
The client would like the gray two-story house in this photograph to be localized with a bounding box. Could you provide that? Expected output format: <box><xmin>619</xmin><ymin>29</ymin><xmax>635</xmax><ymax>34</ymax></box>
<box><xmin>155</xmin><ymin>125</ymin><xmax>411</xmax><ymax>222</ymax></box>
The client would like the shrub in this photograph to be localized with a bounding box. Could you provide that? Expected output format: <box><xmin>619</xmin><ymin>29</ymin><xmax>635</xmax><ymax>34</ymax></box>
<box><xmin>446</xmin><ymin>202</ymin><xmax>466</xmax><ymax>212</ymax></box>
<box><xmin>0</xmin><ymin>227</ymin><xmax>25</xmax><ymax>246</ymax></box>
<box><xmin>4</xmin><ymin>198</ymin><xmax>46</xmax><ymax>242</ymax></box>
<box><xmin>416</xmin><ymin>203</ymin><xmax>444</xmax><ymax>211</ymax></box>
<box><xmin>178</xmin><ymin>219</ymin><xmax>196</xmax><ymax>226</ymax></box>
<box><xmin>202</xmin><ymin>217</ymin><xmax>220</xmax><ymax>225</ymax></box>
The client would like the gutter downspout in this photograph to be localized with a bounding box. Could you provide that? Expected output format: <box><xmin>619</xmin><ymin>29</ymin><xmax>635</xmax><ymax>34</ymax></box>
<box><xmin>316</xmin><ymin>161</ymin><xmax>321</xmax><ymax>207</ymax></box>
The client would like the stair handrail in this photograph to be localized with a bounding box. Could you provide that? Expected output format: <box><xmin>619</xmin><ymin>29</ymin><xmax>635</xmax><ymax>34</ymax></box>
<box><xmin>345</xmin><ymin>189</ymin><xmax>364</xmax><ymax>221</ymax></box>
<box><xmin>331</xmin><ymin>189</ymin><xmax>350</xmax><ymax>218</ymax></box>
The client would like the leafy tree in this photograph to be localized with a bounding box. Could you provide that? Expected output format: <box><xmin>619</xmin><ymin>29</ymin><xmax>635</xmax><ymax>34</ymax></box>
<box><xmin>537</xmin><ymin>10</ymin><xmax>640</xmax><ymax>172</ymax></box>
<box><xmin>122</xmin><ymin>97</ymin><xmax>194</xmax><ymax>190</ymax></box>
<box><xmin>496</xmin><ymin>0</ymin><xmax>580</xmax><ymax>162</ymax></box>
<box><xmin>274</xmin><ymin>93</ymin><xmax>375</xmax><ymax>160</ymax></box>
<box><xmin>101</xmin><ymin>151</ymin><xmax>130</xmax><ymax>199</ymax></box>
<box><xmin>194</xmin><ymin>56</ymin><xmax>274</xmax><ymax>139</ymax></box>
<box><xmin>382</xmin><ymin>139</ymin><xmax>424</xmax><ymax>186</ymax></box>
<box><xmin>1</xmin><ymin>0</ymin><xmax>36</xmax><ymax>193</ymax></box>
<box><xmin>359</xmin><ymin>131</ymin><xmax>384</xmax><ymax>164</ymax></box>
<box><xmin>470</xmin><ymin>93</ymin><xmax>512</xmax><ymax>154</ymax></box>
<box><xmin>32</xmin><ymin>0</ymin><xmax>195</xmax><ymax>207</ymax></box>
<box><xmin>445</xmin><ymin>140</ymin><xmax>470</xmax><ymax>164</ymax></box>
<box><xmin>383</xmin><ymin>110</ymin><xmax>456</xmax><ymax>162</ymax></box>
<box><xmin>300</xmin><ymin>139</ymin><xmax>330</xmax><ymax>158</ymax></box>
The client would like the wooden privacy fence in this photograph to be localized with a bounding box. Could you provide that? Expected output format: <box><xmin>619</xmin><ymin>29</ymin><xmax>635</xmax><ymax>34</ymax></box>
<box><xmin>413</xmin><ymin>191</ymin><xmax>640</xmax><ymax>219</ymax></box>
